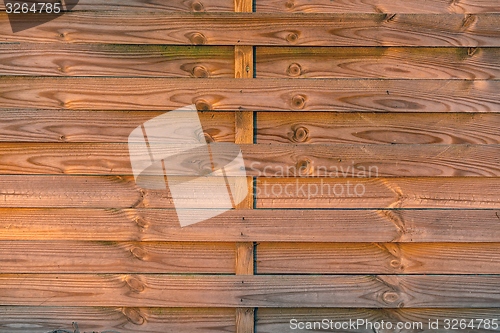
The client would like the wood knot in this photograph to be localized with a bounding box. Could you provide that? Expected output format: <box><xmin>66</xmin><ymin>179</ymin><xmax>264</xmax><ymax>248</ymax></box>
<box><xmin>382</xmin><ymin>291</ymin><xmax>400</xmax><ymax>304</ymax></box>
<box><xmin>287</xmin><ymin>63</ymin><xmax>302</xmax><ymax>77</ymax></box>
<box><xmin>285</xmin><ymin>0</ymin><xmax>294</xmax><ymax>9</ymax></box>
<box><xmin>192</xmin><ymin>1</ymin><xmax>205</xmax><ymax>12</ymax></box>
<box><xmin>125</xmin><ymin>276</ymin><xmax>146</xmax><ymax>293</ymax></box>
<box><xmin>292</xmin><ymin>126</ymin><xmax>309</xmax><ymax>143</ymax></box>
<box><xmin>122</xmin><ymin>307</ymin><xmax>145</xmax><ymax>325</ymax></box>
<box><xmin>134</xmin><ymin>217</ymin><xmax>149</xmax><ymax>229</ymax></box>
<box><xmin>461</xmin><ymin>14</ymin><xmax>476</xmax><ymax>31</ymax></box>
<box><xmin>296</xmin><ymin>158</ymin><xmax>313</xmax><ymax>176</ymax></box>
<box><xmin>195</xmin><ymin>99</ymin><xmax>213</xmax><ymax>111</ymax></box>
<box><xmin>192</xmin><ymin>65</ymin><xmax>210</xmax><ymax>78</ymax></box>
<box><xmin>130</xmin><ymin>246</ymin><xmax>148</xmax><ymax>261</ymax></box>
<box><xmin>291</xmin><ymin>94</ymin><xmax>306</xmax><ymax>109</ymax></box>
<box><xmin>286</xmin><ymin>32</ymin><xmax>299</xmax><ymax>43</ymax></box>
<box><xmin>189</xmin><ymin>32</ymin><xmax>207</xmax><ymax>45</ymax></box>
<box><xmin>390</xmin><ymin>259</ymin><xmax>401</xmax><ymax>268</ymax></box>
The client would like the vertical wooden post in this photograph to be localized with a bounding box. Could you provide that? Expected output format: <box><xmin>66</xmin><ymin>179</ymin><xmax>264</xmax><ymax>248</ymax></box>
<box><xmin>234</xmin><ymin>2</ymin><xmax>255</xmax><ymax>333</ymax></box>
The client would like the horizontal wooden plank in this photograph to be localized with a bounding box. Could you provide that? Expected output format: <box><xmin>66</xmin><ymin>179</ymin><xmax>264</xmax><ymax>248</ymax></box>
<box><xmin>1</xmin><ymin>208</ymin><xmax>499</xmax><ymax>243</ymax></box>
<box><xmin>0</xmin><ymin>143</ymin><xmax>499</xmax><ymax>177</ymax></box>
<box><xmin>258</xmin><ymin>308</ymin><xmax>500</xmax><ymax>333</ymax></box>
<box><xmin>0</xmin><ymin>44</ymin><xmax>234</xmax><ymax>77</ymax></box>
<box><xmin>0</xmin><ymin>0</ymin><xmax>235</xmax><ymax>12</ymax></box>
<box><xmin>257</xmin><ymin>112</ymin><xmax>500</xmax><ymax>144</ymax></box>
<box><xmin>256</xmin><ymin>47</ymin><xmax>500</xmax><ymax>79</ymax></box>
<box><xmin>2</xmin><ymin>111</ymin><xmax>498</xmax><ymax>145</ymax></box>
<box><xmin>3</xmin><ymin>307</ymin><xmax>500</xmax><ymax>333</ymax></box>
<box><xmin>0</xmin><ymin>176</ymin><xmax>499</xmax><ymax>209</ymax></box>
<box><xmin>256</xmin><ymin>0</ymin><xmax>500</xmax><ymax>14</ymax></box>
<box><xmin>1</xmin><ymin>78</ymin><xmax>498</xmax><ymax>112</ymax></box>
<box><xmin>0</xmin><ymin>110</ymin><xmax>234</xmax><ymax>142</ymax></box>
<box><xmin>257</xmin><ymin>243</ymin><xmax>500</xmax><ymax>274</ymax></box>
<box><xmin>1</xmin><ymin>13</ymin><xmax>499</xmax><ymax>46</ymax></box>
<box><xmin>0</xmin><ymin>241</ymin><xmax>235</xmax><ymax>273</ymax></box>
<box><xmin>0</xmin><ymin>307</ymin><xmax>235</xmax><ymax>333</ymax></box>
<box><xmin>1</xmin><ymin>274</ymin><xmax>500</xmax><ymax>308</ymax></box>
<box><xmin>256</xmin><ymin>177</ymin><xmax>500</xmax><ymax>208</ymax></box>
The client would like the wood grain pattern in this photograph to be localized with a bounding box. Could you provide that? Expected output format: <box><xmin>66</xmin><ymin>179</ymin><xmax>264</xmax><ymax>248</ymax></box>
<box><xmin>1</xmin><ymin>13</ymin><xmax>499</xmax><ymax>46</ymax></box>
<box><xmin>0</xmin><ymin>0</ymin><xmax>235</xmax><ymax>12</ymax></box>
<box><xmin>256</xmin><ymin>177</ymin><xmax>500</xmax><ymax>209</ymax></box>
<box><xmin>3</xmin><ymin>307</ymin><xmax>500</xmax><ymax>333</ymax></box>
<box><xmin>257</xmin><ymin>243</ymin><xmax>500</xmax><ymax>274</ymax></box>
<box><xmin>256</xmin><ymin>47</ymin><xmax>500</xmax><ymax>79</ymax></box>
<box><xmin>0</xmin><ymin>241</ymin><xmax>234</xmax><ymax>273</ymax></box>
<box><xmin>2</xmin><ymin>111</ymin><xmax>498</xmax><ymax>145</ymax></box>
<box><xmin>0</xmin><ymin>143</ymin><xmax>499</xmax><ymax>177</ymax></box>
<box><xmin>1</xmin><ymin>77</ymin><xmax>498</xmax><ymax>112</ymax></box>
<box><xmin>257</xmin><ymin>112</ymin><xmax>500</xmax><ymax>144</ymax></box>
<box><xmin>1</xmin><ymin>274</ymin><xmax>500</xmax><ymax>308</ymax></box>
<box><xmin>1</xmin><ymin>208</ymin><xmax>499</xmax><ymax>242</ymax></box>
<box><xmin>0</xmin><ymin>110</ymin><xmax>234</xmax><ymax>143</ymax></box>
<box><xmin>0</xmin><ymin>307</ymin><xmax>235</xmax><ymax>333</ymax></box>
<box><xmin>0</xmin><ymin>176</ymin><xmax>499</xmax><ymax>209</ymax></box>
<box><xmin>256</xmin><ymin>0</ymin><xmax>500</xmax><ymax>14</ymax></box>
<box><xmin>258</xmin><ymin>308</ymin><xmax>500</xmax><ymax>333</ymax></box>
<box><xmin>0</xmin><ymin>44</ymin><xmax>234</xmax><ymax>77</ymax></box>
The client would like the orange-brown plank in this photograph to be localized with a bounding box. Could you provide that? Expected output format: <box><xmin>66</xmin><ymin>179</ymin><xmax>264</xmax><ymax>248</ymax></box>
<box><xmin>257</xmin><ymin>112</ymin><xmax>500</xmax><ymax>144</ymax></box>
<box><xmin>256</xmin><ymin>177</ymin><xmax>500</xmax><ymax>209</ymax></box>
<box><xmin>0</xmin><ymin>241</ymin><xmax>234</xmax><ymax>273</ymax></box>
<box><xmin>0</xmin><ymin>143</ymin><xmax>499</xmax><ymax>177</ymax></box>
<box><xmin>1</xmin><ymin>13</ymin><xmax>499</xmax><ymax>46</ymax></box>
<box><xmin>258</xmin><ymin>308</ymin><xmax>500</xmax><ymax>333</ymax></box>
<box><xmin>256</xmin><ymin>0</ymin><xmax>500</xmax><ymax>13</ymax></box>
<box><xmin>256</xmin><ymin>47</ymin><xmax>500</xmax><ymax>79</ymax></box>
<box><xmin>0</xmin><ymin>110</ymin><xmax>234</xmax><ymax>143</ymax></box>
<box><xmin>257</xmin><ymin>243</ymin><xmax>500</xmax><ymax>274</ymax></box>
<box><xmin>1</xmin><ymin>208</ymin><xmax>499</xmax><ymax>242</ymax></box>
<box><xmin>0</xmin><ymin>176</ymin><xmax>499</xmax><ymax>208</ymax></box>
<box><xmin>0</xmin><ymin>0</ymin><xmax>235</xmax><ymax>11</ymax></box>
<box><xmin>0</xmin><ymin>307</ymin><xmax>235</xmax><ymax>333</ymax></box>
<box><xmin>1</xmin><ymin>274</ymin><xmax>500</xmax><ymax>307</ymax></box>
<box><xmin>1</xmin><ymin>77</ymin><xmax>498</xmax><ymax>112</ymax></box>
<box><xmin>0</xmin><ymin>44</ymin><xmax>234</xmax><ymax>77</ymax></box>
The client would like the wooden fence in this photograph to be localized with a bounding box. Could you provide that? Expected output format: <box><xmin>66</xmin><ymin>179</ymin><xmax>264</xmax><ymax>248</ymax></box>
<box><xmin>0</xmin><ymin>0</ymin><xmax>500</xmax><ymax>332</ymax></box>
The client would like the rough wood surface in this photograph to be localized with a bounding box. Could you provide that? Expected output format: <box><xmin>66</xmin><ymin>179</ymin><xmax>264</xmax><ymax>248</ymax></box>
<box><xmin>0</xmin><ymin>143</ymin><xmax>499</xmax><ymax>177</ymax></box>
<box><xmin>1</xmin><ymin>77</ymin><xmax>498</xmax><ymax>112</ymax></box>
<box><xmin>1</xmin><ymin>111</ymin><xmax>498</xmax><ymax>145</ymax></box>
<box><xmin>0</xmin><ymin>307</ymin><xmax>235</xmax><ymax>333</ymax></box>
<box><xmin>0</xmin><ymin>241</ymin><xmax>234</xmax><ymax>273</ymax></box>
<box><xmin>256</xmin><ymin>47</ymin><xmax>500</xmax><ymax>79</ymax></box>
<box><xmin>3</xmin><ymin>307</ymin><xmax>500</xmax><ymax>333</ymax></box>
<box><xmin>1</xmin><ymin>13</ymin><xmax>499</xmax><ymax>46</ymax></box>
<box><xmin>0</xmin><ymin>110</ymin><xmax>235</xmax><ymax>143</ymax></box>
<box><xmin>257</xmin><ymin>112</ymin><xmax>500</xmax><ymax>144</ymax></box>
<box><xmin>256</xmin><ymin>0</ymin><xmax>500</xmax><ymax>14</ymax></box>
<box><xmin>256</xmin><ymin>177</ymin><xmax>500</xmax><ymax>209</ymax></box>
<box><xmin>1</xmin><ymin>208</ymin><xmax>499</xmax><ymax>242</ymax></box>
<box><xmin>257</xmin><ymin>243</ymin><xmax>500</xmax><ymax>274</ymax></box>
<box><xmin>0</xmin><ymin>44</ymin><xmax>234</xmax><ymax>77</ymax></box>
<box><xmin>1</xmin><ymin>274</ymin><xmax>500</xmax><ymax>308</ymax></box>
<box><xmin>0</xmin><ymin>176</ymin><xmax>498</xmax><ymax>209</ymax></box>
